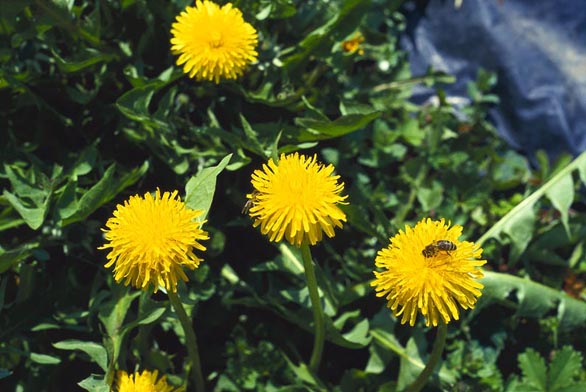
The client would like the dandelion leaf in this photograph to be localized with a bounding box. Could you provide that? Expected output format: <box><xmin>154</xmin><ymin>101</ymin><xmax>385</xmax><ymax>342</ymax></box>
<box><xmin>185</xmin><ymin>154</ymin><xmax>232</xmax><ymax>221</ymax></box>
<box><xmin>53</xmin><ymin>340</ymin><xmax>108</xmax><ymax>372</ymax></box>
<box><xmin>480</xmin><ymin>271</ymin><xmax>586</xmax><ymax>332</ymax></box>
<box><xmin>501</xmin><ymin>202</ymin><xmax>535</xmax><ymax>263</ymax></box>
<box><xmin>294</xmin><ymin>111</ymin><xmax>381</xmax><ymax>141</ymax></box>
<box><xmin>78</xmin><ymin>374</ymin><xmax>109</xmax><ymax>392</ymax></box>
<box><xmin>544</xmin><ymin>173</ymin><xmax>573</xmax><ymax>238</ymax></box>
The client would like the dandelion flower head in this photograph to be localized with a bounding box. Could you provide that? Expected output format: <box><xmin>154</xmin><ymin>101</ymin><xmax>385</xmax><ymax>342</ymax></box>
<box><xmin>247</xmin><ymin>153</ymin><xmax>348</xmax><ymax>247</ymax></box>
<box><xmin>170</xmin><ymin>0</ymin><xmax>258</xmax><ymax>83</ymax></box>
<box><xmin>113</xmin><ymin>369</ymin><xmax>184</xmax><ymax>392</ymax></box>
<box><xmin>371</xmin><ymin>218</ymin><xmax>486</xmax><ymax>327</ymax></box>
<box><xmin>341</xmin><ymin>32</ymin><xmax>365</xmax><ymax>55</ymax></box>
<box><xmin>100</xmin><ymin>189</ymin><xmax>209</xmax><ymax>293</ymax></box>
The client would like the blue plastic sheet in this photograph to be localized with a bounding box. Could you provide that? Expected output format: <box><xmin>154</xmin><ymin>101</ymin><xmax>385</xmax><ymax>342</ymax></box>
<box><xmin>400</xmin><ymin>0</ymin><xmax>586</xmax><ymax>158</ymax></box>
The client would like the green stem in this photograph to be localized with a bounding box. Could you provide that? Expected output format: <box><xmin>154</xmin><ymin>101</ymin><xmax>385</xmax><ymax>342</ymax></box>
<box><xmin>167</xmin><ymin>290</ymin><xmax>205</xmax><ymax>392</ymax></box>
<box><xmin>477</xmin><ymin>151</ymin><xmax>586</xmax><ymax>247</ymax></box>
<box><xmin>300</xmin><ymin>242</ymin><xmax>326</xmax><ymax>373</ymax></box>
<box><xmin>405</xmin><ymin>322</ymin><xmax>448</xmax><ymax>392</ymax></box>
<box><xmin>393</xmin><ymin>164</ymin><xmax>429</xmax><ymax>228</ymax></box>
<box><xmin>372</xmin><ymin>72</ymin><xmax>455</xmax><ymax>93</ymax></box>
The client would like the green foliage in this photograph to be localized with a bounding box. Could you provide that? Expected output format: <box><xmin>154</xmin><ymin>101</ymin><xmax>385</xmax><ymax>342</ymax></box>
<box><xmin>506</xmin><ymin>346</ymin><xmax>586</xmax><ymax>392</ymax></box>
<box><xmin>446</xmin><ymin>339</ymin><xmax>503</xmax><ymax>391</ymax></box>
<box><xmin>1</xmin><ymin>0</ymin><xmax>586</xmax><ymax>391</ymax></box>
<box><xmin>185</xmin><ymin>153</ymin><xmax>232</xmax><ymax>220</ymax></box>
<box><xmin>478</xmin><ymin>152</ymin><xmax>586</xmax><ymax>264</ymax></box>
<box><xmin>480</xmin><ymin>271</ymin><xmax>586</xmax><ymax>332</ymax></box>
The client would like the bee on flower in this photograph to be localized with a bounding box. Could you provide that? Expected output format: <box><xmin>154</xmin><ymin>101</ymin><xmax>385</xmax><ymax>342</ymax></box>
<box><xmin>371</xmin><ymin>218</ymin><xmax>486</xmax><ymax>327</ymax></box>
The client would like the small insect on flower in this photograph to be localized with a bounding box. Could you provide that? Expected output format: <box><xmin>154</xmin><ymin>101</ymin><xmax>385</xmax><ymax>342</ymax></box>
<box><xmin>422</xmin><ymin>243</ymin><xmax>439</xmax><ymax>258</ymax></box>
<box><xmin>242</xmin><ymin>190</ymin><xmax>259</xmax><ymax>214</ymax></box>
<box><xmin>436</xmin><ymin>239</ymin><xmax>457</xmax><ymax>253</ymax></box>
<box><xmin>372</xmin><ymin>218</ymin><xmax>486</xmax><ymax>327</ymax></box>
<box><xmin>422</xmin><ymin>240</ymin><xmax>457</xmax><ymax>258</ymax></box>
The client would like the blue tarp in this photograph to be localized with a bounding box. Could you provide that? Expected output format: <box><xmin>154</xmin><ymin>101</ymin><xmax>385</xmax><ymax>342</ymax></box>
<box><xmin>400</xmin><ymin>0</ymin><xmax>586</xmax><ymax>158</ymax></box>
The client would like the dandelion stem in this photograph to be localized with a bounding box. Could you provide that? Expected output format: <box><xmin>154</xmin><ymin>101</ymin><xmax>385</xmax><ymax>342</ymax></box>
<box><xmin>301</xmin><ymin>241</ymin><xmax>326</xmax><ymax>373</ymax></box>
<box><xmin>405</xmin><ymin>322</ymin><xmax>448</xmax><ymax>392</ymax></box>
<box><xmin>167</xmin><ymin>290</ymin><xmax>205</xmax><ymax>392</ymax></box>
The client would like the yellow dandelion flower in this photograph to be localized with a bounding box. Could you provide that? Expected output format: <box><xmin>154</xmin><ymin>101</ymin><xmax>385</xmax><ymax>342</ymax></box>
<box><xmin>341</xmin><ymin>32</ymin><xmax>365</xmax><ymax>55</ymax></box>
<box><xmin>371</xmin><ymin>218</ymin><xmax>486</xmax><ymax>327</ymax></box>
<box><xmin>99</xmin><ymin>189</ymin><xmax>209</xmax><ymax>293</ymax></box>
<box><xmin>113</xmin><ymin>369</ymin><xmax>185</xmax><ymax>392</ymax></box>
<box><xmin>247</xmin><ymin>153</ymin><xmax>348</xmax><ymax>247</ymax></box>
<box><xmin>170</xmin><ymin>0</ymin><xmax>258</xmax><ymax>83</ymax></box>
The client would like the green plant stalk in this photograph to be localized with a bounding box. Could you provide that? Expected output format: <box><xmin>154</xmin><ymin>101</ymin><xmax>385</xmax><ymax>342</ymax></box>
<box><xmin>477</xmin><ymin>151</ymin><xmax>586</xmax><ymax>246</ymax></box>
<box><xmin>301</xmin><ymin>241</ymin><xmax>326</xmax><ymax>372</ymax></box>
<box><xmin>405</xmin><ymin>322</ymin><xmax>447</xmax><ymax>392</ymax></box>
<box><xmin>393</xmin><ymin>164</ymin><xmax>429</xmax><ymax>228</ymax></box>
<box><xmin>372</xmin><ymin>73</ymin><xmax>455</xmax><ymax>93</ymax></box>
<box><xmin>167</xmin><ymin>290</ymin><xmax>205</xmax><ymax>392</ymax></box>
